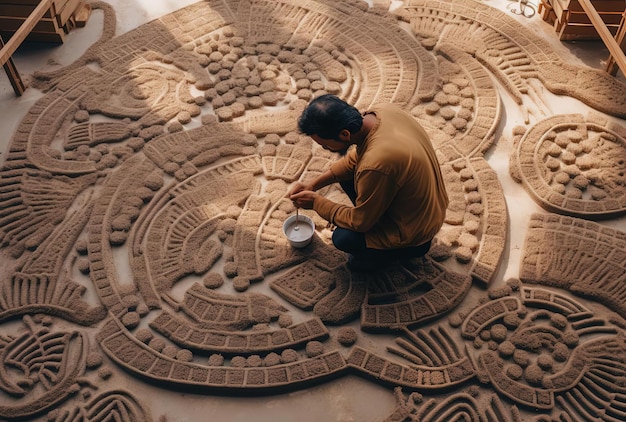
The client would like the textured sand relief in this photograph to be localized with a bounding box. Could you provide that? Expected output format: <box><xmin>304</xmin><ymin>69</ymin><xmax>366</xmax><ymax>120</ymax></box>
<box><xmin>1</xmin><ymin>0</ymin><xmax>626</xmax><ymax>420</ymax></box>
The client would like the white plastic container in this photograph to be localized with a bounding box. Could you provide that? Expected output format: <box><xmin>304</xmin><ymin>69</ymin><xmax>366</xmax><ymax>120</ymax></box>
<box><xmin>282</xmin><ymin>214</ymin><xmax>315</xmax><ymax>248</ymax></box>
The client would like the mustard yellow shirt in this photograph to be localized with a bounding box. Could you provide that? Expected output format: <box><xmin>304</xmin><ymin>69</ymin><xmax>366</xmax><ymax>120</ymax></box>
<box><xmin>313</xmin><ymin>104</ymin><xmax>449</xmax><ymax>249</ymax></box>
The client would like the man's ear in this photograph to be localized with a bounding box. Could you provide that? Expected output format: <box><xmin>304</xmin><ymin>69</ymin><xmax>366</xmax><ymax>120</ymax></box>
<box><xmin>338</xmin><ymin>129</ymin><xmax>351</xmax><ymax>143</ymax></box>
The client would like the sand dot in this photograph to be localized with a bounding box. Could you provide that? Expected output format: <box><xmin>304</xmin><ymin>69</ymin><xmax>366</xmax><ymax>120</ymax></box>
<box><xmin>264</xmin><ymin>352</ymin><xmax>282</xmax><ymax>367</ymax></box>
<box><xmin>208</xmin><ymin>354</ymin><xmax>224</xmax><ymax>366</ymax></box>
<box><xmin>247</xmin><ymin>355</ymin><xmax>263</xmax><ymax>367</ymax></box>
<box><xmin>552</xmin><ymin>343</ymin><xmax>570</xmax><ymax>362</ymax></box>
<box><xmin>550</xmin><ymin>314</ymin><xmax>568</xmax><ymax>330</ymax></box>
<box><xmin>555</xmin><ymin>133</ymin><xmax>570</xmax><ymax>147</ymax></box>
<box><xmin>466</xmin><ymin>191</ymin><xmax>481</xmax><ymax>204</ymax></box>
<box><xmin>524</xmin><ymin>364</ymin><xmax>544</xmax><ymax>386</ymax></box>
<box><xmin>451</xmin><ymin>117</ymin><xmax>467</xmax><ymax>130</ymax></box>
<box><xmin>590</xmin><ymin>186</ymin><xmax>607</xmax><ymax>200</ymax></box>
<box><xmin>439</xmin><ymin>106</ymin><xmax>456</xmax><ymax>120</ymax></box>
<box><xmin>448</xmin><ymin>313</ymin><xmax>463</xmax><ymax>328</ymax></box>
<box><xmin>176</xmin><ymin>349</ymin><xmax>194</xmax><ymax>362</ymax></box>
<box><xmin>98</xmin><ymin>367</ymin><xmax>112</xmax><ymax>380</ymax></box>
<box><xmin>506</xmin><ymin>364</ymin><xmax>524</xmax><ymax>380</ymax></box>
<box><xmin>566</xmin><ymin>142</ymin><xmax>583</xmax><ymax>155</ymax></box>
<box><xmin>74</xmin><ymin>110</ymin><xmax>90</xmax><ymax>122</ymax></box>
<box><xmin>233</xmin><ymin>276</ymin><xmax>250</xmax><ymax>292</ymax></box>
<box><xmin>148</xmin><ymin>338</ymin><xmax>166</xmax><ymax>353</ymax></box>
<box><xmin>455</xmin><ymin>246</ymin><xmax>473</xmax><ymax>264</ymax></box>
<box><xmin>561</xmin><ymin>151</ymin><xmax>577</xmax><ymax>165</ymax></box>
<box><xmin>123</xmin><ymin>294</ymin><xmax>140</xmax><ymax>310</ymax></box>
<box><xmin>553</xmin><ymin>172</ymin><xmax>570</xmax><ymax>185</ymax></box>
<box><xmin>553</xmin><ymin>183</ymin><xmax>566</xmax><ymax>194</ymax></box>
<box><xmin>536</xmin><ymin>353</ymin><xmax>553</xmax><ymax>371</ymax></box>
<box><xmin>422</xmin><ymin>102</ymin><xmax>439</xmax><ymax>115</ymax></box>
<box><xmin>513</xmin><ymin>349</ymin><xmax>530</xmax><ymax>367</ymax></box>
<box><xmin>86</xmin><ymin>352</ymin><xmax>103</xmax><ymax>369</ymax></box>
<box><xmin>231</xmin><ymin>356</ymin><xmax>247</xmax><ymax>367</ymax></box>
<box><xmin>546</xmin><ymin>143</ymin><xmax>562</xmax><ymax>157</ymax></box>
<box><xmin>337</xmin><ymin>327</ymin><xmax>357</xmax><ymax>346</ymax></box>
<box><xmin>498</xmin><ymin>340</ymin><xmax>516</xmax><ymax>358</ymax></box>
<box><xmin>77</xmin><ymin>258</ymin><xmax>90</xmax><ymax>274</ymax></box>
<box><xmin>121</xmin><ymin>312</ymin><xmax>140</xmax><ymax>329</ymax></box>
<box><xmin>502</xmin><ymin>313</ymin><xmax>522</xmax><ymax>329</ymax></box>
<box><xmin>460</xmin><ymin>98</ymin><xmax>474</xmax><ymax>110</ymax></box>
<box><xmin>162</xmin><ymin>345</ymin><xmax>178</xmax><ymax>358</ymax></box>
<box><xmin>567</xmin><ymin>130</ymin><xmax>583</xmax><ymax>143</ymax></box>
<box><xmin>472</xmin><ymin>338</ymin><xmax>483</xmax><ymax>349</ymax></box>
<box><xmin>563</xmin><ymin>331</ymin><xmax>579</xmax><ymax>347</ymax></box>
<box><xmin>467</xmin><ymin>203</ymin><xmax>483</xmax><ymax>216</ymax></box>
<box><xmin>281</xmin><ymin>349</ymin><xmax>299</xmax><ymax>363</ymax></box>
<box><xmin>488</xmin><ymin>285</ymin><xmax>513</xmax><ymax>300</ymax></box>
<box><xmin>545</xmin><ymin>157</ymin><xmax>561</xmax><ymax>171</ymax></box>
<box><xmin>177</xmin><ymin>111</ymin><xmax>192</xmax><ymax>124</ymax></box>
<box><xmin>305</xmin><ymin>341</ymin><xmax>324</xmax><ymax>357</ymax></box>
<box><xmin>203</xmin><ymin>272</ymin><xmax>224</xmax><ymax>289</ymax></box>
<box><xmin>572</xmin><ymin>175</ymin><xmax>588</xmax><ymax>189</ymax></box>
<box><xmin>223</xmin><ymin>262</ymin><xmax>238</xmax><ymax>278</ymax></box>
<box><xmin>434</xmin><ymin>91</ymin><xmax>448</xmax><ymax>106</ymax></box>
<box><xmin>277</xmin><ymin>314</ymin><xmax>293</xmax><ymax>328</ymax></box>
<box><xmin>463</xmin><ymin>179</ymin><xmax>479</xmax><ymax>192</ymax></box>
<box><xmin>458</xmin><ymin>233</ymin><xmax>479</xmax><ymax>251</ymax></box>
<box><xmin>136</xmin><ymin>328</ymin><xmax>154</xmax><ymax>343</ymax></box>
<box><xmin>565</xmin><ymin>187</ymin><xmax>583</xmax><ymax>199</ymax></box>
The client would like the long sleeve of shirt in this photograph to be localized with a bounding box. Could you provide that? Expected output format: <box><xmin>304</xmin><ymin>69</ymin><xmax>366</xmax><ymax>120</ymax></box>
<box><xmin>314</xmin><ymin>169</ymin><xmax>399</xmax><ymax>233</ymax></box>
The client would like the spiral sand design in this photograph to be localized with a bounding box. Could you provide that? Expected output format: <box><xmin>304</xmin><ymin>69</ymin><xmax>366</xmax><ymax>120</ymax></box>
<box><xmin>1</xmin><ymin>0</ymin><xmax>626</xmax><ymax>420</ymax></box>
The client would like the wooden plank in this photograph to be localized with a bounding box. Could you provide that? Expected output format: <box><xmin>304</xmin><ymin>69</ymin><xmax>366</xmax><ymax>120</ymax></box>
<box><xmin>551</xmin><ymin>0</ymin><xmax>570</xmax><ymax>19</ymax></box>
<box><xmin>0</xmin><ymin>16</ymin><xmax>60</xmax><ymax>33</ymax></box>
<box><xmin>560</xmin><ymin>23</ymin><xmax>620</xmax><ymax>38</ymax></box>
<box><xmin>567</xmin><ymin>12</ymin><xmax>624</xmax><ymax>24</ymax></box>
<box><xmin>578</xmin><ymin>0</ymin><xmax>626</xmax><ymax>75</ymax></box>
<box><xmin>73</xmin><ymin>2</ymin><xmax>90</xmax><ymax>28</ymax></box>
<box><xmin>0</xmin><ymin>0</ymin><xmax>55</xmax><ymax>67</ymax></box>
<box><xmin>1</xmin><ymin>30</ymin><xmax>65</xmax><ymax>43</ymax></box>
<box><xmin>0</xmin><ymin>34</ymin><xmax>25</xmax><ymax>96</ymax></box>
<box><xmin>0</xmin><ymin>0</ymin><xmax>50</xmax><ymax>5</ymax></box>
<box><xmin>606</xmin><ymin>11</ymin><xmax>626</xmax><ymax>73</ymax></box>
<box><xmin>569</xmin><ymin>0</ymin><xmax>626</xmax><ymax>13</ymax></box>
<box><xmin>0</xmin><ymin>4</ymin><xmax>55</xmax><ymax>18</ymax></box>
<box><xmin>56</xmin><ymin>0</ymin><xmax>80</xmax><ymax>26</ymax></box>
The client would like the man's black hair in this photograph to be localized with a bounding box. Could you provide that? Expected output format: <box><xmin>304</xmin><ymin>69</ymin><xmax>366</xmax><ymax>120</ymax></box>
<box><xmin>297</xmin><ymin>94</ymin><xmax>363</xmax><ymax>139</ymax></box>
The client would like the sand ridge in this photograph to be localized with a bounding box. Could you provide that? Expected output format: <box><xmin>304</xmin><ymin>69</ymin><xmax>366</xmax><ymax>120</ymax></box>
<box><xmin>1</xmin><ymin>0</ymin><xmax>626</xmax><ymax>420</ymax></box>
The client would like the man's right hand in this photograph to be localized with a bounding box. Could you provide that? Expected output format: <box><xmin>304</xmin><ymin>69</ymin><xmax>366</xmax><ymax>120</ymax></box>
<box><xmin>289</xmin><ymin>190</ymin><xmax>318</xmax><ymax>210</ymax></box>
<box><xmin>287</xmin><ymin>181</ymin><xmax>314</xmax><ymax>197</ymax></box>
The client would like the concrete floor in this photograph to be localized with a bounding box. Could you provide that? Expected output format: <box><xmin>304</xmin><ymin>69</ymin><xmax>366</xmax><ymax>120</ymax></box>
<box><xmin>1</xmin><ymin>1</ymin><xmax>625</xmax><ymax>421</ymax></box>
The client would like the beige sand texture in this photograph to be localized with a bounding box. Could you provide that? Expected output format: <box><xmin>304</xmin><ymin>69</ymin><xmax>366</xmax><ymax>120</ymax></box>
<box><xmin>1</xmin><ymin>0</ymin><xmax>626</xmax><ymax>420</ymax></box>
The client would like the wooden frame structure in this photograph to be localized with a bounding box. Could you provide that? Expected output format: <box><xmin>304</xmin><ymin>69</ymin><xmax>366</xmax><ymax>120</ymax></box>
<box><xmin>540</xmin><ymin>0</ymin><xmax>626</xmax><ymax>76</ymax></box>
<box><xmin>0</xmin><ymin>0</ymin><xmax>89</xmax><ymax>96</ymax></box>
<box><xmin>578</xmin><ymin>0</ymin><xmax>626</xmax><ymax>75</ymax></box>
<box><xmin>0</xmin><ymin>0</ymin><xmax>53</xmax><ymax>95</ymax></box>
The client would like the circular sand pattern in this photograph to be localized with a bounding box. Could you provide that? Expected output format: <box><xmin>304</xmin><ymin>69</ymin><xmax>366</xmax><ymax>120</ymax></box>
<box><xmin>512</xmin><ymin>113</ymin><xmax>626</xmax><ymax>218</ymax></box>
<box><xmin>1</xmin><ymin>0</ymin><xmax>626</xmax><ymax>420</ymax></box>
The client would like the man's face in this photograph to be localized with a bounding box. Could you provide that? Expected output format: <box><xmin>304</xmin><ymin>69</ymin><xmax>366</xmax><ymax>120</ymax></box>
<box><xmin>311</xmin><ymin>134</ymin><xmax>350</xmax><ymax>156</ymax></box>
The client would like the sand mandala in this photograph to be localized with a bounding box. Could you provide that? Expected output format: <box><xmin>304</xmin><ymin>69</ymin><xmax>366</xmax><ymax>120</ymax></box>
<box><xmin>1</xmin><ymin>0</ymin><xmax>626</xmax><ymax>420</ymax></box>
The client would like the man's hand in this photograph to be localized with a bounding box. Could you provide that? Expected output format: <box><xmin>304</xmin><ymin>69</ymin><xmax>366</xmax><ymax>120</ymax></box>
<box><xmin>289</xmin><ymin>190</ymin><xmax>318</xmax><ymax>209</ymax></box>
<box><xmin>287</xmin><ymin>181</ymin><xmax>313</xmax><ymax>197</ymax></box>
